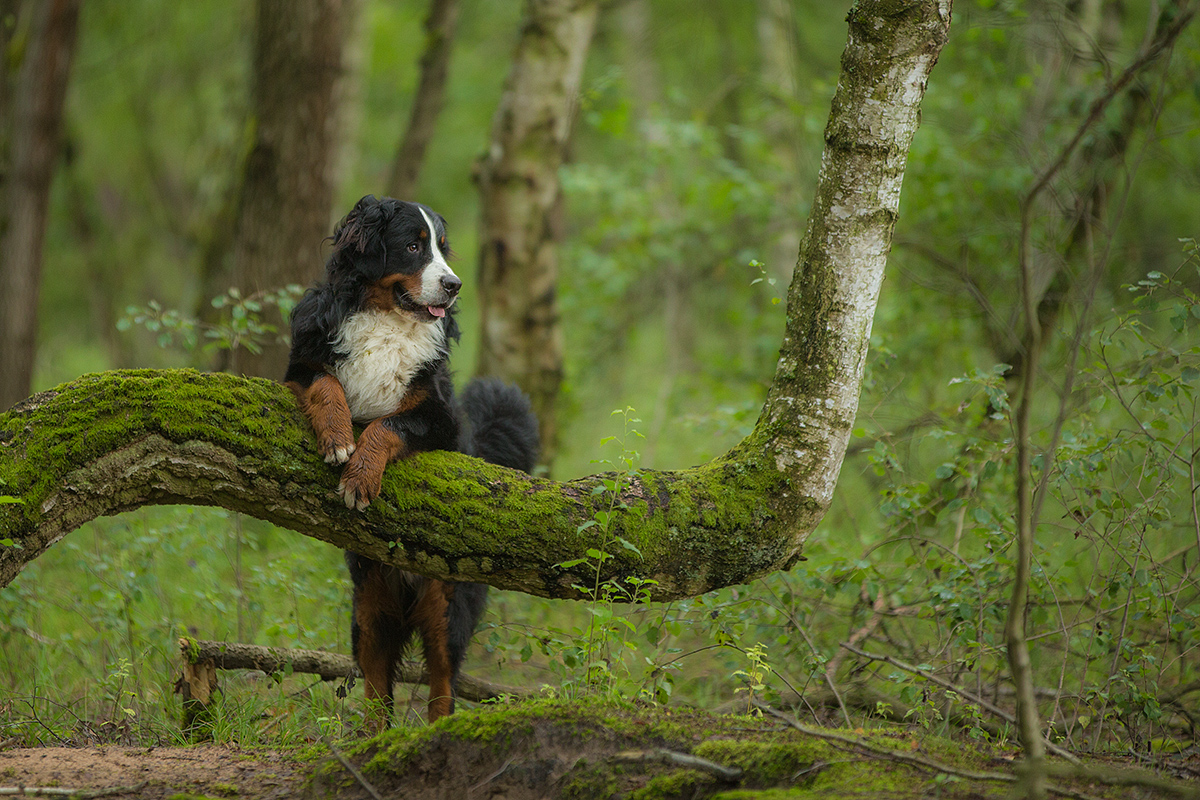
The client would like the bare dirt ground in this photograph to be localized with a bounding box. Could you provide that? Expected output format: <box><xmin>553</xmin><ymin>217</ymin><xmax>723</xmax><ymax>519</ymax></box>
<box><xmin>0</xmin><ymin>745</ymin><xmax>304</xmax><ymax>799</ymax></box>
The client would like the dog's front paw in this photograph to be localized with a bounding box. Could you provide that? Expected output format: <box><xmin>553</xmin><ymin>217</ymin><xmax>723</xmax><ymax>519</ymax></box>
<box><xmin>319</xmin><ymin>433</ymin><xmax>356</xmax><ymax>465</ymax></box>
<box><xmin>337</xmin><ymin>453</ymin><xmax>383</xmax><ymax>511</ymax></box>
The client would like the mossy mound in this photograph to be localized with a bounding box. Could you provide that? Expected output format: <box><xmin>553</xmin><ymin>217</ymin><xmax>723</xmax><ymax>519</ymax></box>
<box><xmin>302</xmin><ymin>699</ymin><xmax>1011</xmax><ymax>800</ymax></box>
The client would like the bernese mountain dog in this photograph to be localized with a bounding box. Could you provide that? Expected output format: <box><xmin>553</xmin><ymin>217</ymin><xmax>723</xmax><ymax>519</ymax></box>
<box><xmin>283</xmin><ymin>194</ymin><xmax>539</xmax><ymax>727</ymax></box>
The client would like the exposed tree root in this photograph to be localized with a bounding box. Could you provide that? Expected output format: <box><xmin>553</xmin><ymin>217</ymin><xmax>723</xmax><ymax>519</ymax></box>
<box><xmin>0</xmin><ymin>783</ymin><xmax>147</xmax><ymax>798</ymax></box>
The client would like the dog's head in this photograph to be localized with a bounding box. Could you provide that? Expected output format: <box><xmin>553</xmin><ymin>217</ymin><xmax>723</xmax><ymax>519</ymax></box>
<box><xmin>328</xmin><ymin>195</ymin><xmax>461</xmax><ymax>322</ymax></box>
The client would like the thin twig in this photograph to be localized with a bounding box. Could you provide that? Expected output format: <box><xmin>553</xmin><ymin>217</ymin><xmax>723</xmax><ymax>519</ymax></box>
<box><xmin>754</xmin><ymin>701</ymin><xmax>1019</xmax><ymax>783</ymax></box>
<box><xmin>839</xmin><ymin>643</ymin><xmax>1081</xmax><ymax>766</ymax></box>
<box><xmin>322</xmin><ymin>733</ymin><xmax>384</xmax><ymax>800</ymax></box>
<box><xmin>752</xmin><ymin>702</ymin><xmax>1108</xmax><ymax>800</ymax></box>
<box><xmin>611</xmin><ymin>748</ymin><xmax>743</xmax><ymax>782</ymax></box>
<box><xmin>761</xmin><ymin>583</ymin><xmax>852</xmax><ymax>727</ymax></box>
<box><xmin>468</xmin><ymin>756</ymin><xmax>515</xmax><ymax>794</ymax></box>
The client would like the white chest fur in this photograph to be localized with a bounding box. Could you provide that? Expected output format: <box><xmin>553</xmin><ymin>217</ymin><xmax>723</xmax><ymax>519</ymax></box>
<box><xmin>330</xmin><ymin>310</ymin><xmax>446</xmax><ymax>422</ymax></box>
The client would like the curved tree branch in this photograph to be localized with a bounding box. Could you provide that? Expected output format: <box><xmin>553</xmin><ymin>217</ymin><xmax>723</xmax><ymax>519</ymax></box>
<box><xmin>0</xmin><ymin>0</ymin><xmax>953</xmax><ymax>600</ymax></box>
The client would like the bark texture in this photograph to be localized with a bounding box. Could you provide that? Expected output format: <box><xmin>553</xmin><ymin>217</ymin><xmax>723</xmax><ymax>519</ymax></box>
<box><xmin>0</xmin><ymin>1</ymin><xmax>952</xmax><ymax>603</ymax></box>
<box><xmin>226</xmin><ymin>0</ymin><xmax>348</xmax><ymax>380</ymax></box>
<box><xmin>474</xmin><ymin>0</ymin><xmax>600</xmax><ymax>467</ymax></box>
<box><xmin>0</xmin><ymin>0</ymin><xmax>81</xmax><ymax>411</ymax></box>
<box><xmin>386</xmin><ymin>0</ymin><xmax>459</xmax><ymax>201</ymax></box>
<box><xmin>761</xmin><ymin>0</ymin><xmax>952</xmax><ymax>551</ymax></box>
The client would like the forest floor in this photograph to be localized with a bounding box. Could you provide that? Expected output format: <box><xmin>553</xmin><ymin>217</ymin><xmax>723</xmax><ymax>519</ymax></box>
<box><xmin>1</xmin><ymin>700</ymin><xmax>1197</xmax><ymax>800</ymax></box>
<box><xmin>0</xmin><ymin>744</ymin><xmax>303</xmax><ymax>799</ymax></box>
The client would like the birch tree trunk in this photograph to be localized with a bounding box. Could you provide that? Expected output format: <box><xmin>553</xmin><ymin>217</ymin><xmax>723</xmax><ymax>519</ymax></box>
<box><xmin>0</xmin><ymin>0</ymin><xmax>953</xmax><ymax>602</ymax></box>
<box><xmin>225</xmin><ymin>0</ymin><xmax>349</xmax><ymax>380</ymax></box>
<box><xmin>0</xmin><ymin>0</ymin><xmax>81</xmax><ymax>411</ymax></box>
<box><xmin>474</xmin><ymin>0</ymin><xmax>600</xmax><ymax>468</ymax></box>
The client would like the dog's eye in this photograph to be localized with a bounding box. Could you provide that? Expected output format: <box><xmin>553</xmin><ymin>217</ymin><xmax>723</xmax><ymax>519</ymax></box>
<box><xmin>407</xmin><ymin>242</ymin><xmax>420</xmax><ymax>253</ymax></box>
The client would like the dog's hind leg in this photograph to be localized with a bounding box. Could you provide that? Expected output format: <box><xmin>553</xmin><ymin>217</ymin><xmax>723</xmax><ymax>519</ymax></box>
<box><xmin>412</xmin><ymin>581</ymin><xmax>456</xmax><ymax>722</ymax></box>
<box><xmin>349</xmin><ymin>565</ymin><xmax>408</xmax><ymax>732</ymax></box>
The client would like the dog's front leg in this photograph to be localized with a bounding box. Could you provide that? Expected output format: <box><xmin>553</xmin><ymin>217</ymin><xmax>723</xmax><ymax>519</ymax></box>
<box><xmin>338</xmin><ymin>419</ymin><xmax>406</xmax><ymax>510</ymax></box>
<box><xmin>288</xmin><ymin>373</ymin><xmax>356</xmax><ymax>464</ymax></box>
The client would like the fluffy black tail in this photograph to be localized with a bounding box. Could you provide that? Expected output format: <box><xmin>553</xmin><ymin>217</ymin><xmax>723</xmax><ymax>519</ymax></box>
<box><xmin>458</xmin><ymin>377</ymin><xmax>540</xmax><ymax>473</ymax></box>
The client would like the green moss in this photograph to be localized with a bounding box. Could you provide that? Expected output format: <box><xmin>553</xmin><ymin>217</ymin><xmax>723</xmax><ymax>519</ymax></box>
<box><xmin>209</xmin><ymin>783</ymin><xmax>239</xmax><ymax>797</ymax></box>
<box><xmin>0</xmin><ymin>369</ymin><xmax>808</xmax><ymax>600</ymax></box>
<box><xmin>181</xmin><ymin>636</ymin><xmax>202</xmax><ymax>663</ymax></box>
<box><xmin>293</xmin><ymin>743</ymin><xmax>333</xmax><ymax>764</ymax></box>
<box><xmin>713</xmin><ymin>790</ymin><xmax>815</xmax><ymax>799</ymax></box>
<box><xmin>357</xmin><ymin>699</ymin><xmax>565</xmax><ymax>777</ymax></box>
<box><xmin>559</xmin><ymin>760</ymin><xmax>619</xmax><ymax>800</ymax></box>
<box><xmin>629</xmin><ymin>768</ymin><xmax>713</xmax><ymax>800</ymax></box>
<box><xmin>694</xmin><ymin>740</ymin><xmax>826</xmax><ymax>784</ymax></box>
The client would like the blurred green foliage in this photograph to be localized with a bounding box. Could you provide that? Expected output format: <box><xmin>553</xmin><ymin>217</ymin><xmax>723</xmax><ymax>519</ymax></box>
<box><xmin>4</xmin><ymin>0</ymin><xmax>1200</xmax><ymax>755</ymax></box>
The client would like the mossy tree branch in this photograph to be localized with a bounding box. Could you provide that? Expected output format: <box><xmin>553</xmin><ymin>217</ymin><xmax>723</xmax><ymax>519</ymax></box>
<box><xmin>0</xmin><ymin>0</ymin><xmax>952</xmax><ymax>600</ymax></box>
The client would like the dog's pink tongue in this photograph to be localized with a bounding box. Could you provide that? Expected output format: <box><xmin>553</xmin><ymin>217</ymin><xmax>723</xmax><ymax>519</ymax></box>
<box><xmin>428</xmin><ymin>306</ymin><xmax>446</xmax><ymax>318</ymax></box>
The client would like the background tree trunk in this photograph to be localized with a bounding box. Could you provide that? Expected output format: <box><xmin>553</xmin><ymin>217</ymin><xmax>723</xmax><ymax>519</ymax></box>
<box><xmin>0</xmin><ymin>0</ymin><xmax>81</xmax><ymax>411</ymax></box>
<box><xmin>474</xmin><ymin>0</ymin><xmax>600</xmax><ymax>469</ymax></box>
<box><xmin>386</xmin><ymin>0</ymin><xmax>459</xmax><ymax>202</ymax></box>
<box><xmin>225</xmin><ymin>0</ymin><xmax>349</xmax><ymax>380</ymax></box>
<box><xmin>0</xmin><ymin>1</ymin><xmax>952</xmax><ymax>601</ymax></box>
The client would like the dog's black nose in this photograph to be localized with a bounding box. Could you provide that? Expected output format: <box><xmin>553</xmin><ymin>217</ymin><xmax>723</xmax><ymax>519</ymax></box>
<box><xmin>441</xmin><ymin>274</ymin><xmax>462</xmax><ymax>296</ymax></box>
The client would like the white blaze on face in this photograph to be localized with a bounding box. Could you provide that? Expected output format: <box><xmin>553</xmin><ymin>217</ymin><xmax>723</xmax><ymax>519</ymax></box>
<box><xmin>418</xmin><ymin>207</ymin><xmax>458</xmax><ymax>305</ymax></box>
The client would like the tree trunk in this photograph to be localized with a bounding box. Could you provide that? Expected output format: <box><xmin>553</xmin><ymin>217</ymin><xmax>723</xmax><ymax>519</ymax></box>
<box><xmin>474</xmin><ymin>0</ymin><xmax>600</xmax><ymax>469</ymax></box>
<box><xmin>225</xmin><ymin>0</ymin><xmax>349</xmax><ymax>380</ymax></box>
<box><xmin>0</xmin><ymin>0</ymin><xmax>81</xmax><ymax>411</ymax></box>
<box><xmin>0</xmin><ymin>1</ymin><xmax>953</xmax><ymax>603</ymax></box>
<box><xmin>386</xmin><ymin>0</ymin><xmax>459</xmax><ymax>201</ymax></box>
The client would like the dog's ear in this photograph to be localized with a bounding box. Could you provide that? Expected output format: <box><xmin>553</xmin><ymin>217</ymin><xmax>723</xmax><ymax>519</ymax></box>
<box><xmin>329</xmin><ymin>195</ymin><xmax>393</xmax><ymax>269</ymax></box>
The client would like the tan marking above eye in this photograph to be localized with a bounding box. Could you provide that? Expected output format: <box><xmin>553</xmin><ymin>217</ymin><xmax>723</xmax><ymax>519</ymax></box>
<box><xmin>419</xmin><ymin>229</ymin><xmax>428</xmax><ymax>239</ymax></box>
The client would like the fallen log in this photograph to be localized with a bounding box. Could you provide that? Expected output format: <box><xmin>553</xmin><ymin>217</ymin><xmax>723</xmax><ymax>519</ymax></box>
<box><xmin>176</xmin><ymin>637</ymin><xmax>526</xmax><ymax>731</ymax></box>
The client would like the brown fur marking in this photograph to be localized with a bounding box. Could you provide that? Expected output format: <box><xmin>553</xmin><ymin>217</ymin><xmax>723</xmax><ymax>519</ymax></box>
<box><xmin>339</xmin><ymin>419</ymin><xmax>406</xmax><ymax>508</ymax></box>
<box><xmin>393</xmin><ymin>386</ymin><xmax>428</xmax><ymax>415</ymax></box>
<box><xmin>362</xmin><ymin>274</ymin><xmax>406</xmax><ymax>312</ymax></box>
<box><xmin>411</xmin><ymin>580</ymin><xmax>454</xmax><ymax>721</ymax></box>
<box><xmin>287</xmin><ymin>374</ymin><xmax>354</xmax><ymax>463</ymax></box>
<box><xmin>352</xmin><ymin>567</ymin><xmax>402</xmax><ymax>732</ymax></box>
<box><xmin>362</xmin><ymin>272</ymin><xmax>428</xmax><ymax>312</ymax></box>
